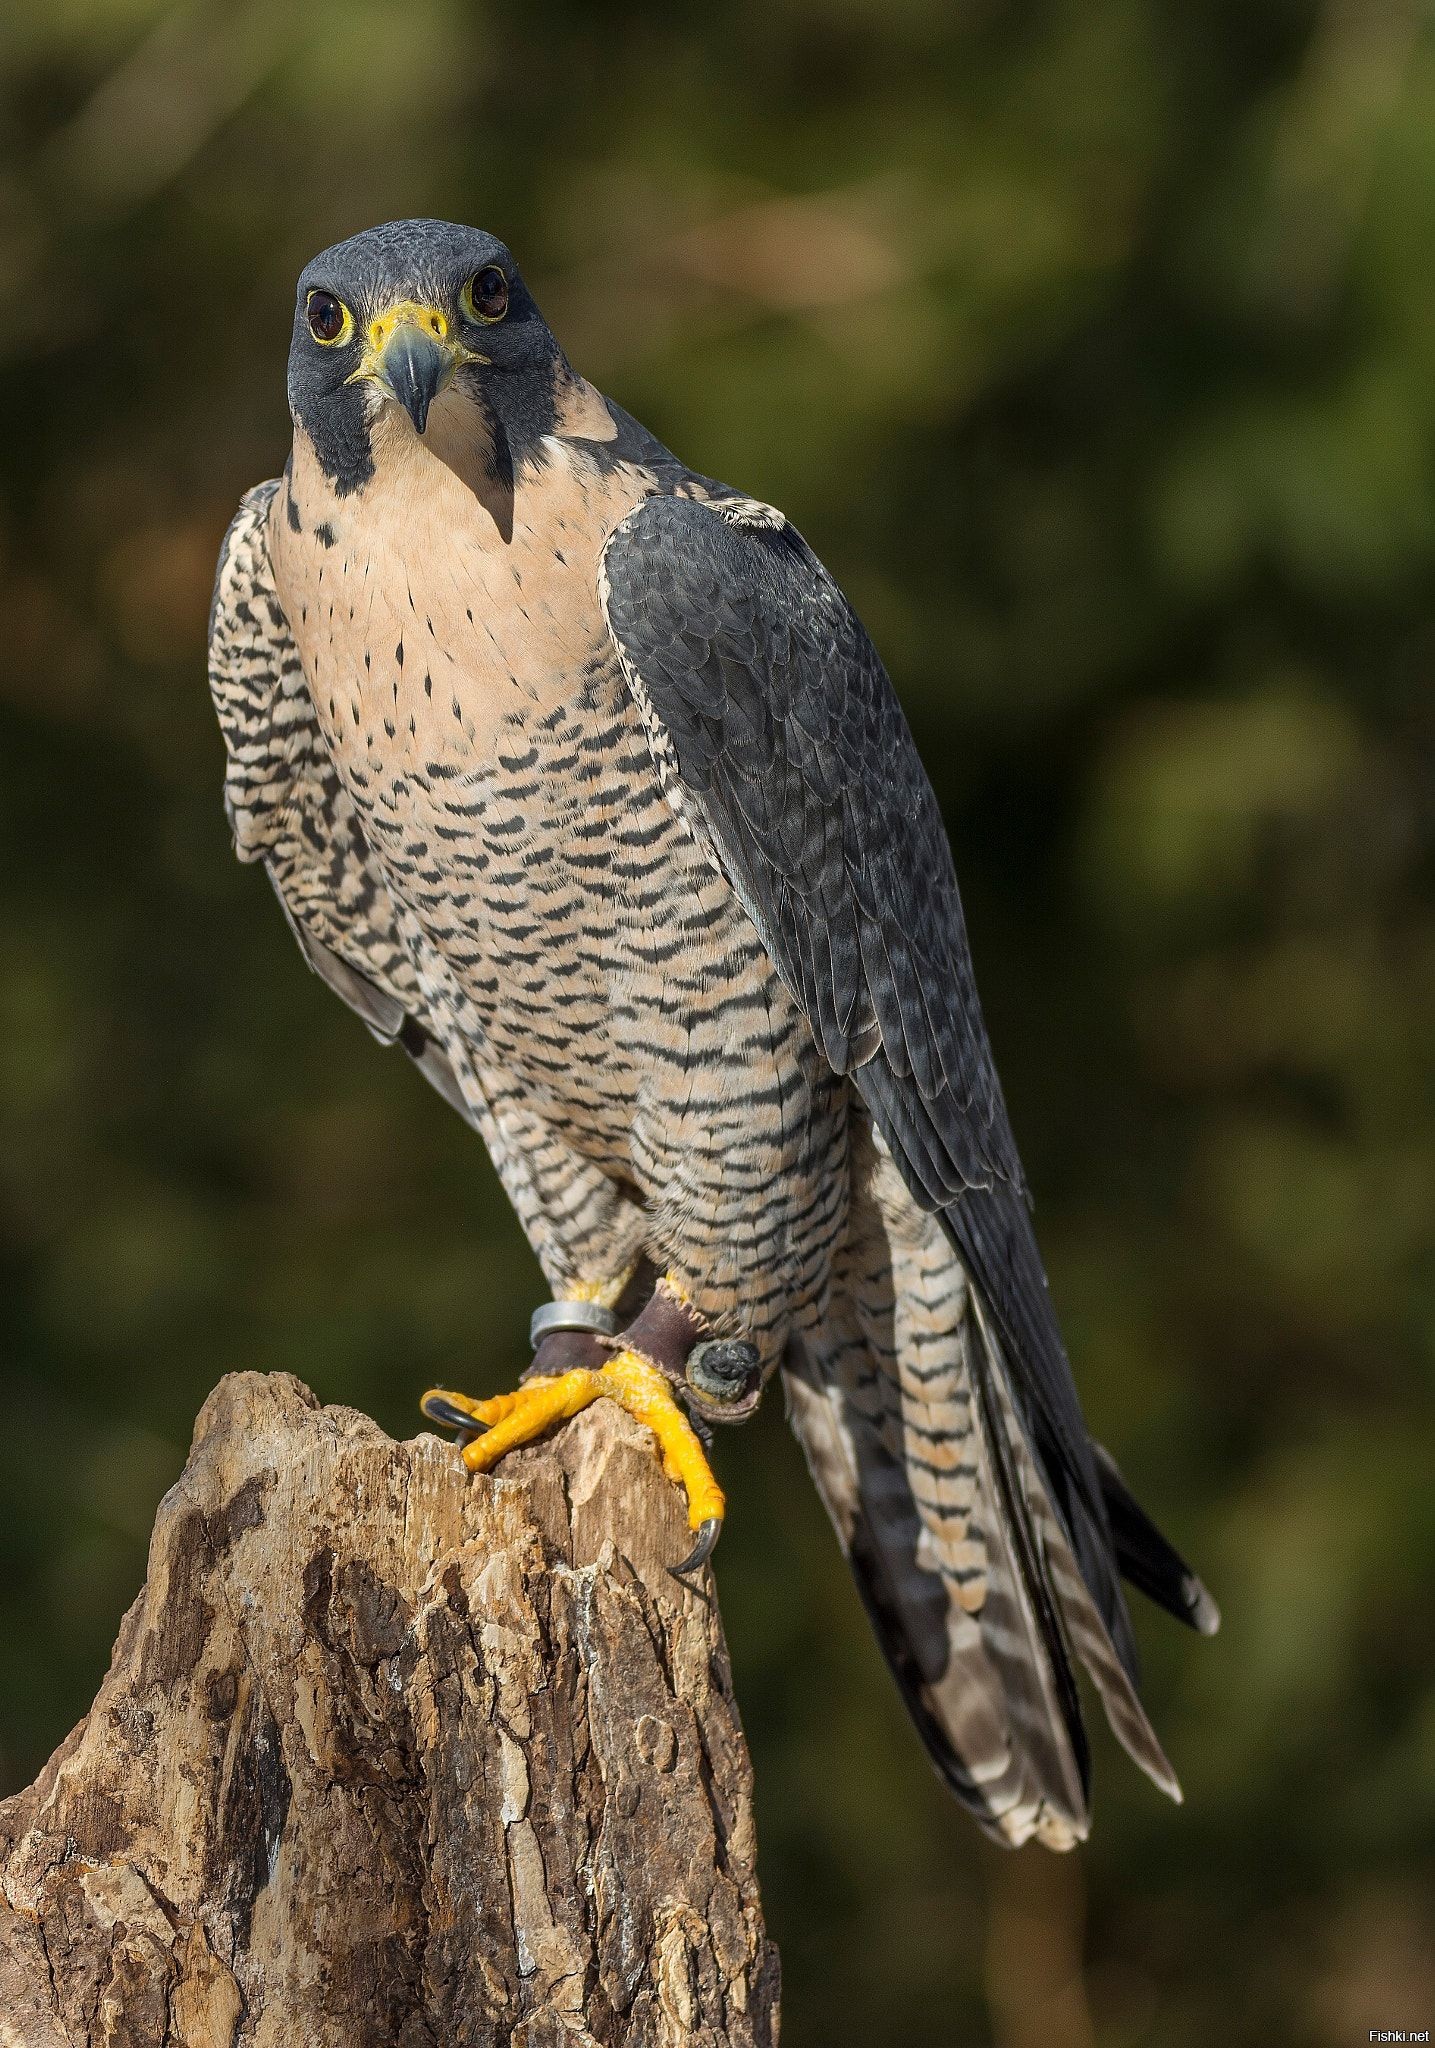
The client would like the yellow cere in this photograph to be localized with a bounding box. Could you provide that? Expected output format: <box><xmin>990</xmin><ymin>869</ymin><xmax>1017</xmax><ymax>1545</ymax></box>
<box><xmin>365</xmin><ymin>300</ymin><xmax>450</xmax><ymax>353</ymax></box>
<box><xmin>346</xmin><ymin>299</ymin><xmax>489</xmax><ymax>392</ymax></box>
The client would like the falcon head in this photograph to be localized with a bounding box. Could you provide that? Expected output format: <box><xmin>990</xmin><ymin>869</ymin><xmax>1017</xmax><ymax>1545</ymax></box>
<box><xmin>287</xmin><ymin>219</ymin><xmax>563</xmax><ymax>495</ymax></box>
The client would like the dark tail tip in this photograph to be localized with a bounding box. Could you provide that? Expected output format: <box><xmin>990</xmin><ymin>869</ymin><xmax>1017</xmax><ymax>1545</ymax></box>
<box><xmin>1093</xmin><ymin>1443</ymin><xmax>1220</xmax><ymax>1635</ymax></box>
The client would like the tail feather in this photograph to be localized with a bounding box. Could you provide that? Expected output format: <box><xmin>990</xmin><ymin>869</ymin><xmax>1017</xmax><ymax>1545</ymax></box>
<box><xmin>1093</xmin><ymin>1443</ymin><xmax>1221</xmax><ymax>1637</ymax></box>
<box><xmin>784</xmin><ymin>1336</ymin><xmax>1092</xmax><ymax>1849</ymax></box>
<box><xmin>786</xmin><ymin>1126</ymin><xmax>1097</xmax><ymax>1848</ymax></box>
<box><xmin>789</xmin><ymin>1114</ymin><xmax>1205</xmax><ymax>1847</ymax></box>
<box><xmin>962</xmin><ymin>1284</ymin><xmax>1184</xmax><ymax>1804</ymax></box>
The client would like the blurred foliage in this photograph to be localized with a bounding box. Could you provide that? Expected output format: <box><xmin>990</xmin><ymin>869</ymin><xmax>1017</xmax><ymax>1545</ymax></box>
<box><xmin>1</xmin><ymin>1</ymin><xmax>1433</xmax><ymax>2042</ymax></box>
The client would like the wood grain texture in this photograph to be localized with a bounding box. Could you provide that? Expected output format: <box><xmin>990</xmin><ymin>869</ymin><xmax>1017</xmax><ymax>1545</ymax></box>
<box><xmin>0</xmin><ymin>1373</ymin><xmax>777</xmax><ymax>2047</ymax></box>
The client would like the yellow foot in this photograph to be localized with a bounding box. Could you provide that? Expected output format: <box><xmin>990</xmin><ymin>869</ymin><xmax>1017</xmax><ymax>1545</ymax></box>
<box><xmin>421</xmin><ymin>1350</ymin><xmax>725</xmax><ymax>1575</ymax></box>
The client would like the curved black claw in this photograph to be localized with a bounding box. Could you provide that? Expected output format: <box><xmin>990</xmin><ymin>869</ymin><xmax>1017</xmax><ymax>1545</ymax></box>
<box><xmin>420</xmin><ymin>1391</ymin><xmax>487</xmax><ymax>1442</ymax></box>
<box><xmin>671</xmin><ymin>1517</ymin><xmax>722</xmax><ymax>1579</ymax></box>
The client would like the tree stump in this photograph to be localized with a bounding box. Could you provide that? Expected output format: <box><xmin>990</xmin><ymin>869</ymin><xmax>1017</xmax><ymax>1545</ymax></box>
<box><xmin>0</xmin><ymin>1373</ymin><xmax>778</xmax><ymax>2047</ymax></box>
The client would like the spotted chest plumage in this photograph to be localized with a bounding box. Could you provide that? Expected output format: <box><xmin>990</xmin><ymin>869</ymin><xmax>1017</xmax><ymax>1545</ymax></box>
<box><xmin>264</xmin><ymin>405</ymin><xmax>849</xmax><ymax>1360</ymax></box>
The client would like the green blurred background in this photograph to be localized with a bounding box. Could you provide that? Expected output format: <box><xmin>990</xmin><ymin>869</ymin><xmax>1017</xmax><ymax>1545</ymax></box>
<box><xmin>2</xmin><ymin>1</ymin><xmax>1433</xmax><ymax>2041</ymax></box>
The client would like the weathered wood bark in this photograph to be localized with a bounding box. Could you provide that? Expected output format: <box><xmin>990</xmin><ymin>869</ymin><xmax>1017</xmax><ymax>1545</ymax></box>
<box><xmin>0</xmin><ymin>1372</ymin><xmax>778</xmax><ymax>2047</ymax></box>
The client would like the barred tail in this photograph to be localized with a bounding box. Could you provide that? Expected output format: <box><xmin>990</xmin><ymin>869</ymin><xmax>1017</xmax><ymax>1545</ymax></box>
<box><xmin>785</xmin><ymin>1117</ymin><xmax>1204</xmax><ymax>1848</ymax></box>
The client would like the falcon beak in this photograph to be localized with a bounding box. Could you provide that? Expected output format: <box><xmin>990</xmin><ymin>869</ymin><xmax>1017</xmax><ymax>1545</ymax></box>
<box><xmin>348</xmin><ymin>300</ymin><xmax>484</xmax><ymax>435</ymax></box>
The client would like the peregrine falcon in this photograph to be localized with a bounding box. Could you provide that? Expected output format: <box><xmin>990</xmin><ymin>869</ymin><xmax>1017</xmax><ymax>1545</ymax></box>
<box><xmin>208</xmin><ymin>218</ymin><xmax>1217</xmax><ymax>1850</ymax></box>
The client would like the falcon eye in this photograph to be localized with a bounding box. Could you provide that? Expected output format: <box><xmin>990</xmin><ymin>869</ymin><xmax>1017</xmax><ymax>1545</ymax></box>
<box><xmin>461</xmin><ymin>266</ymin><xmax>509</xmax><ymax>323</ymax></box>
<box><xmin>306</xmin><ymin>290</ymin><xmax>352</xmax><ymax>345</ymax></box>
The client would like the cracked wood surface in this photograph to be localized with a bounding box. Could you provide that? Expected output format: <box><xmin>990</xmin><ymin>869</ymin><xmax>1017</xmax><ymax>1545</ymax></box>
<box><xmin>0</xmin><ymin>1372</ymin><xmax>778</xmax><ymax>2046</ymax></box>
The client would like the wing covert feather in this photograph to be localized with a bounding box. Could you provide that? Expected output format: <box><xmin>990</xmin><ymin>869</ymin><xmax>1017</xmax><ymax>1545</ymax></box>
<box><xmin>602</xmin><ymin>494</ymin><xmax>1014</xmax><ymax>1194</ymax></box>
<box><xmin>601</xmin><ymin>493</ymin><xmax>1144</xmax><ymax>1675</ymax></box>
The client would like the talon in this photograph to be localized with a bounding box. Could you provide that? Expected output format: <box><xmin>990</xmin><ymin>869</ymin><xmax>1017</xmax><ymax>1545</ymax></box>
<box><xmin>671</xmin><ymin>1516</ymin><xmax>722</xmax><ymax>1578</ymax></box>
<box><xmin>421</xmin><ymin>1389</ymin><xmax>490</xmax><ymax>1438</ymax></box>
<box><xmin>422</xmin><ymin>1350</ymin><xmax>726</xmax><ymax>1557</ymax></box>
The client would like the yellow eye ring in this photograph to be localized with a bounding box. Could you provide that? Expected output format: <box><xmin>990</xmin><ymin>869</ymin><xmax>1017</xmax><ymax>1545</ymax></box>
<box><xmin>306</xmin><ymin>290</ymin><xmax>354</xmax><ymax>346</ymax></box>
<box><xmin>460</xmin><ymin>266</ymin><xmax>509</xmax><ymax>324</ymax></box>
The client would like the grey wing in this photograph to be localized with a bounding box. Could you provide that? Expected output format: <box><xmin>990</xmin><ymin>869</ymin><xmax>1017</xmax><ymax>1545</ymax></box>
<box><xmin>207</xmin><ymin>481</ymin><xmax>476</xmax><ymax>1127</ymax></box>
<box><xmin>601</xmin><ymin>492</ymin><xmax>1214</xmax><ymax>1819</ymax></box>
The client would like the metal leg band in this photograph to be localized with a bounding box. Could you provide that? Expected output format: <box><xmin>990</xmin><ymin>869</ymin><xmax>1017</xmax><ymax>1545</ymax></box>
<box><xmin>529</xmin><ymin>1299</ymin><xmax>622</xmax><ymax>1349</ymax></box>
